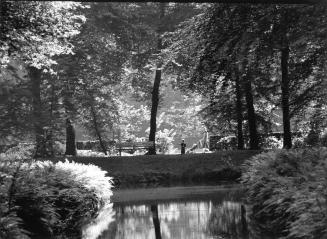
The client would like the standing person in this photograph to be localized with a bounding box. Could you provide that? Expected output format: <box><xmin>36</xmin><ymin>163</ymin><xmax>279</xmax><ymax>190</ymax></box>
<box><xmin>181</xmin><ymin>139</ymin><xmax>186</xmax><ymax>155</ymax></box>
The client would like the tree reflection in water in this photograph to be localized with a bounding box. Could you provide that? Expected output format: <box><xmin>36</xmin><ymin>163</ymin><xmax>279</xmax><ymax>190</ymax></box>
<box><xmin>96</xmin><ymin>201</ymin><xmax>253</xmax><ymax>239</ymax></box>
<box><xmin>93</xmin><ymin>186</ymin><xmax>276</xmax><ymax>239</ymax></box>
<box><xmin>207</xmin><ymin>201</ymin><xmax>249</xmax><ymax>239</ymax></box>
<box><xmin>151</xmin><ymin>205</ymin><xmax>162</xmax><ymax>239</ymax></box>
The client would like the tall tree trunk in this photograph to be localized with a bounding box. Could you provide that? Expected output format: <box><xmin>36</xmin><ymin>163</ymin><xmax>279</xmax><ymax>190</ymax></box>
<box><xmin>65</xmin><ymin>118</ymin><xmax>76</xmax><ymax>156</ymax></box>
<box><xmin>281</xmin><ymin>46</ymin><xmax>292</xmax><ymax>149</ymax></box>
<box><xmin>235</xmin><ymin>72</ymin><xmax>244</xmax><ymax>150</ymax></box>
<box><xmin>63</xmin><ymin>69</ymin><xmax>77</xmax><ymax>156</ymax></box>
<box><xmin>279</xmin><ymin>10</ymin><xmax>292</xmax><ymax>149</ymax></box>
<box><xmin>44</xmin><ymin>82</ymin><xmax>56</xmax><ymax>157</ymax></box>
<box><xmin>148</xmin><ymin>3</ymin><xmax>165</xmax><ymax>155</ymax></box>
<box><xmin>151</xmin><ymin>205</ymin><xmax>162</xmax><ymax>239</ymax></box>
<box><xmin>90</xmin><ymin>104</ymin><xmax>107</xmax><ymax>155</ymax></box>
<box><xmin>30</xmin><ymin>67</ymin><xmax>50</xmax><ymax>158</ymax></box>
<box><xmin>148</xmin><ymin>69</ymin><xmax>161</xmax><ymax>155</ymax></box>
<box><xmin>244</xmin><ymin>74</ymin><xmax>259</xmax><ymax>150</ymax></box>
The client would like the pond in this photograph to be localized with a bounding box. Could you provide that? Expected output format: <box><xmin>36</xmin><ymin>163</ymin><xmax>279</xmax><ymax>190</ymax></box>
<box><xmin>89</xmin><ymin>184</ymin><xmax>275</xmax><ymax>239</ymax></box>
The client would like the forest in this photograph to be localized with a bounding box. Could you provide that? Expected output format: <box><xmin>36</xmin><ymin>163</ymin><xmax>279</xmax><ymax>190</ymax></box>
<box><xmin>0</xmin><ymin>1</ymin><xmax>327</xmax><ymax>239</ymax></box>
<box><xmin>1</xmin><ymin>2</ymin><xmax>326</xmax><ymax>156</ymax></box>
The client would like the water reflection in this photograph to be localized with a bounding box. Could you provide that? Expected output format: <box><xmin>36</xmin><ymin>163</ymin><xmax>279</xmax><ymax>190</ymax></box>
<box><xmin>97</xmin><ymin>188</ymin><xmax>254</xmax><ymax>239</ymax></box>
<box><xmin>207</xmin><ymin>202</ymin><xmax>249</xmax><ymax>239</ymax></box>
<box><xmin>151</xmin><ymin>205</ymin><xmax>162</xmax><ymax>239</ymax></box>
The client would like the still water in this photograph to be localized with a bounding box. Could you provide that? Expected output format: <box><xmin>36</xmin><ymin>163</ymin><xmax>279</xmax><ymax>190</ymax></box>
<box><xmin>93</xmin><ymin>185</ymin><xmax>271</xmax><ymax>239</ymax></box>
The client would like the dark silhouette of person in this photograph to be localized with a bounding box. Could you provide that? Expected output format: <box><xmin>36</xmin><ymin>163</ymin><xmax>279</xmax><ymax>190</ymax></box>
<box><xmin>181</xmin><ymin>139</ymin><xmax>186</xmax><ymax>154</ymax></box>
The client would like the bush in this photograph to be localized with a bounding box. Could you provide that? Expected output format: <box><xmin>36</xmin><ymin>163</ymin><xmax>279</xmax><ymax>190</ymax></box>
<box><xmin>215</xmin><ymin>136</ymin><xmax>237</xmax><ymax>150</ymax></box>
<box><xmin>305</xmin><ymin>130</ymin><xmax>320</xmax><ymax>147</ymax></box>
<box><xmin>260</xmin><ymin>136</ymin><xmax>283</xmax><ymax>149</ymax></box>
<box><xmin>320</xmin><ymin>132</ymin><xmax>327</xmax><ymax>147</ymax></box>
<box><xmin>53</xmin><ymin>141</ymin><xmax>66</xmax><ymax>155</ymax></box>
<box><xmin>292</xmin><ymin>136</ymin><xmax>306</xmax><ymax>148</ymax></box>
<box><xmin>242</xmin><ymin>148</ymin><xmax>327</xmax><ymax>239</ymax></box>
<box><xmin>0</xmin><ymin>147</ymin><xmax>113</xmax><ymax>239</ymax></box>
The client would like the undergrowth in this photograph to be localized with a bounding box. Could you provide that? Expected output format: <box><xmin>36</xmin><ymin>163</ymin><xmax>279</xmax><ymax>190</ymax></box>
<box><xmin>0</xmin><ymin>144</ymin><xmax>113</xmax><ymax>239</ymax></box>
<box><xmin>242</xmin><ymin>148</ymin><xmax>327</xmax><ymax>239</ymax></box>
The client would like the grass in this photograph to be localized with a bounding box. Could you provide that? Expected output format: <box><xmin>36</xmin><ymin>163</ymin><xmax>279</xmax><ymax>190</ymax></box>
<box><xmin>49</xmin><ymin>150</ymin><xmax>262</xmax><ymax>188</ymax></box>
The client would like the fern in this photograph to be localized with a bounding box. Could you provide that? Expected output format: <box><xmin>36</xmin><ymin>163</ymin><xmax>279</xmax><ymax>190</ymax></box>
<box><xmin>0</xmin><ymin>146</ymin><xmax>114</xmax><ymax>238</ymax></box>
<box><xmin>242</xmin><ymin>148</ymin><xmax>327</xmax><ymax>239</ymax></box>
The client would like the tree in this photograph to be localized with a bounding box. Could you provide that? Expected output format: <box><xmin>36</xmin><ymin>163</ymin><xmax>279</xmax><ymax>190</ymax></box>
<box><xmin>147</xmin><ymin>3</ymin><xmax>166</xmax><ymax>154</ymax></box>
<box><xmin>65</xmin><ymin>119</ymin><xmax>76</xmax><ymax>156</ymax></box>
<box><xmin>164</xmin><ymin>4</ymin><xmax>261</xmax><ymax>149</ymax></box>
<box><xmin>164</xmin><ymin>3</ymin><xmax>327</xmax><ymax>150</ymax></box>
<box><xmin>93</xmin><ymin>3</ymin><xmax>202</xmax><ymax>154</ymax></box>
<box><xmin>255</xmin><ymin>5</ymin><xmax>327</xmax><ymax>148</ymax></box>
<box><xmin>0</xmin><ymin>1</ymin><xmax>86</xmax><ymax>157</ymax></box>
<box><xmin>51</xmin><ymin>2</ymin><xmax>130</xmax><ymax>155</ymax></box>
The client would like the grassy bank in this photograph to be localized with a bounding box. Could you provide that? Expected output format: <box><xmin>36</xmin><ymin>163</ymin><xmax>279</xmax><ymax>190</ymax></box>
<box><xmin>51</xmin><ymin>150</ymin><xmax>262</xmax><ymax>188</ymax></box>
<box><xmin>0</xmin><ymin>145</ymin><xmax>113</xmax><ymax>239</ymax></box>
<box><xmin>242</xmin><ymin>148</ymin><xmax>327</xmax><ymax>239</ymax></box>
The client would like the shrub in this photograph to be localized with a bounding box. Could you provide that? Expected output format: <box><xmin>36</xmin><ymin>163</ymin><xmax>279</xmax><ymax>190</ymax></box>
<box><xmin>320</xmin><ymin>131</ymin><xmax>327</xmax><ymax>147</ymax></box>
<box><xmin>0</xmin><ymin>147</ymin><xmax>113</xmax><ymax>239</ymax></box>
<box><xmin>216</xmin><ymin>136</ymin><xmax>237</xmax><ymax>150</ymax></box>
<box><xmin>260</xmin><ymin>136</ymin><xmax>283</xmax><ymax>149</ymax></box>
<box><xmin>242</xmin><ymin>148</ymin><xmax>327</xmax><ymax>239</ymax></box>
<box><xmin>305</xmin><ymin>130</ymin><xmax>320</xmax><ymax>147</ymax></box>
<box><xmin>292</xmin><ymin>136</ymin><xmax>306</xmax><ymax>148</ymax></box>
<box><xmin>53</xmin><ymin>141</ymin><xmax>66</xmax><ymax>156</ymax></box>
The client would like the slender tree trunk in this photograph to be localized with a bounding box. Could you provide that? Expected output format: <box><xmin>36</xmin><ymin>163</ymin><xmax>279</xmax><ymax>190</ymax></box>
<box><xmin>30</xmin><ymin>67</ymin><xmax>49</xmax><ymax>158</ymax></box>
<box><xmin>65</xmin><ymin>118</ymin><xmax>76</xmax><ymax>156</ymax></box>
<box><xmin>64</xmin><ymin>122</ymin><xmax>76</xmax><ymax>156</ymax></box>
<box><xmin>90</xmin><ymin>105</ymin><xmax>107</xmax><ymax>155</ymax></box>
<box><xmin>148</xmin><ymin>3</ymin><xmax>165</xmax><ymax>155</ymax></box>
<box><xmin>63</xmin><ymin>65</ymin><xmax>76</xmax><ymax>157</ymax></box>
<box><xmin>235</xmin><ymin>72</ymin><xmax>244</xmax><ymax>150</ymax></box>
<box><xmin>151</xmin><ymin>205</ymin><xmax>162</xmax><ymax>239</ymax></box>
<box><xmin>148</xmin><ymin>69</ymin><xmax>161</xmax><ymax>155</ymax></box>
<box><xmin>281</xmin><ymin>46</ymin><xmax>292</xmax><ymax>149</ymax></box>
<box><xmin>278</xmin><ymin>10</ymin><xmax>292</xmax><ymax>149</ymax></box>
<box><xmin>244</xmin><ymin>74</ymin><xmax>259</xmax><ymax>150</ymax></box>
<box><xmin>46</xmin><ymin>82</ymin><xmax>57</xmax><ymax>157</ymax></box>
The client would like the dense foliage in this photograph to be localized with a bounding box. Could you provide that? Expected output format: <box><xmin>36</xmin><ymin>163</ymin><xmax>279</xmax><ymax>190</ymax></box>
<box><xmin>242</xmin><ymin>148</ymin><xmax>327</xmax><ymax>238</ymax></box>
<box><xmin>0</xmin><ymin>1</ymin><xmax>86</xmax><ymax>155</ymax></box>
<box><xmin>0</xmin><ymin>2</ymin><xmax>206</xmax><ymax>155</ymax></box>
<box><xmin>0</xmin><ymin>145</ymin><xmax>113</xmax><ymax>239</ymax></box>
<box><xmin>165</xmin><ymin>4</ymin><xmax>327</xmax><ymax>149</ymax></box>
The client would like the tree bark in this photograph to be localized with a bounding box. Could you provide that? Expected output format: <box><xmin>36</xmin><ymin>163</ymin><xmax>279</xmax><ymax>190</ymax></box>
<box><xmin>277</xmin><ymin>10</ymin><xmax>292</xmax><ymax>149</ymax></box>
<box><xmin>148</xmin><ymin>3</ymin><xmax>165</xmax><ymax>155</ymax></box>
<box><xmin>62</xmin><ymin>62</ymin><xmax>78</xmax><ymax>156</ymax></box>
<box><xmin>235</xmin><ymin>72</ymin><xmax>244</xmax><ymax>150</ymax></box>
<box><xmin>281</xmin><ymin>46</ymin><xmax>292</xmax><ymax>149</ymax></box>
<box><xmin>46</xmin><ymin>82</ymin><xmax>56</xmax><ymax>157</ymax></box>
<box><xmin>244</xmin><ymin>74</ymin><xmax>259</xmax><ymax>150</ymax></box>
<box><xmin>65</xmin><ymin>118</ymin><xmax>76</xmax><ymax>156</ymax></box>
<box><xmin>90</xmin><ymin>104</ymin><xmax>107</xmax><ymax>155</ymax></box>
<box><xmin>30</xmin><ymin>67</ymin><xmax>53</xmax><ymax>158</ymax></box>
<box><xmin>148</xmin><ymin>69</ymin><xmax>161</xmax><ymax>155</ymax></box>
